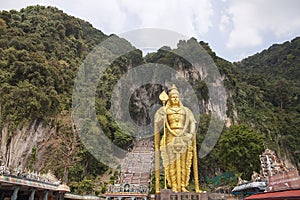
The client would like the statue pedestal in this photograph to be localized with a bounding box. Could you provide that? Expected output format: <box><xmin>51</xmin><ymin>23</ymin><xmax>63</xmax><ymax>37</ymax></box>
<box><xmin>155</xmin><ymin>189</ymin><xmax>208</xmax><ymax>200</ymax></box>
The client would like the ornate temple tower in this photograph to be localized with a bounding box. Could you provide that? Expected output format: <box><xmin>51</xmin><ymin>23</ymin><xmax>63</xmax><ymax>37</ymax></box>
<box><xmin>259</xmin><ymin>149</ymin><xmax>286</xmax><ymax>180</ymax></box>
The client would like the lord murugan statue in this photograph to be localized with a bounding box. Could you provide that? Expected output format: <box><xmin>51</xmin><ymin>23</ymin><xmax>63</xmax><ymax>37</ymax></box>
<box><xmin>154</xmin><ymin>85</ymin><xmax>200</xmax><ymax>193</ymax></box>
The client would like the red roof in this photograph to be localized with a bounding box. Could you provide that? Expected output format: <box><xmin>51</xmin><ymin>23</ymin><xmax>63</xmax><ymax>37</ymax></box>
<box><xmin>245</xmin><ymin>189</ymin><xmax>300</xmax><ymax>199</ymax></box>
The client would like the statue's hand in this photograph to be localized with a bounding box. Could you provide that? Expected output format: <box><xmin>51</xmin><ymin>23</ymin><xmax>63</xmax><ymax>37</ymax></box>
<box><xmin>159</xmin><ymin>108</ymin><xmax>166</xmax><ymax>116</ymax></box>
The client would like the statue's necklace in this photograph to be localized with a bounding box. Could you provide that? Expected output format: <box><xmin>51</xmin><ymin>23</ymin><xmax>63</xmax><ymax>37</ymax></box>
<box><xmin>169</xmin><ymin>107</ymin><xmax>181</xmax><ymax>113</ymax></box>
<box><xmin>169</xmin><ymin>107</ymin><xmax>181</xmax><ymax>121</ymax></box>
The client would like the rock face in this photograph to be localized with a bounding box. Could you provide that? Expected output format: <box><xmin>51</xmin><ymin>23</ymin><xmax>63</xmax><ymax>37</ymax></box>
<box><xmin>0</xmin><ymin>119</ymin><xmax>57</xmax><ymax>171</ymax></box>
<box><xmin>0</xmin><ymin>55</ymin><xmax>230</xmax><ymax>174</ymax></box>
<box><xmin>115</xmin><ymin>62</ymin><xmax>229</xmax><ymax>129</ymax></box>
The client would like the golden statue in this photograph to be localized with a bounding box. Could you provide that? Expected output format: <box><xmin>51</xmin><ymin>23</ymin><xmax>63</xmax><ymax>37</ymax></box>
<box><xmin>154</xmin><ymin>85</ymin><xmax>200</xmax><ymax>193</ymax></box>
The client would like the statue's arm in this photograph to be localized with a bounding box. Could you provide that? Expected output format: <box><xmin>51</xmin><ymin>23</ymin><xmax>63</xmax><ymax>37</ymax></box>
<box><xmin>154</xmin><ymin>107</ymin><xmax>165</xmax><ymax>132</ymax></box>
<box><xmin>186</xmin><ymin>108</ymin><xmax>197</xmax><ymax>135</ymax></box>
<box><xmin>154</xmin><ymin>107</ymin><xmax>164</xmax><ymax>147</ymax></box>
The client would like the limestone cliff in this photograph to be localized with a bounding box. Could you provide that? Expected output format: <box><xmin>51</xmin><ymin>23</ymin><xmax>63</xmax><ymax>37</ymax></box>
<box><xmin>0</xmin><ymin>119</ymin><xmax>57</xmax><ymax>171</ymax></box>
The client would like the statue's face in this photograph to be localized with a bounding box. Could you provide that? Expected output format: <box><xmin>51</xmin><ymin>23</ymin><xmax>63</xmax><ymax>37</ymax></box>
<box><xmin>170</xmin><ymin>93</ymin><xmax>180</xmax><ymax>105</ymax></box>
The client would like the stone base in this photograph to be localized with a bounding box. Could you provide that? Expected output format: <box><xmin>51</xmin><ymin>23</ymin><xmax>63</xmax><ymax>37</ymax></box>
<box><xmin>155</xmin><ymin>189</ymin><xmax>208</xmax><ymax>200</ymax></box>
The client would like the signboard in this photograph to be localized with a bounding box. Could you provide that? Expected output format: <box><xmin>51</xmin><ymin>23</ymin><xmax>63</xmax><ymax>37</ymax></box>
<box><xmin>268</xmin><ymin>169</ymin><xmax>300</xmax><ymax>191</ymax></box>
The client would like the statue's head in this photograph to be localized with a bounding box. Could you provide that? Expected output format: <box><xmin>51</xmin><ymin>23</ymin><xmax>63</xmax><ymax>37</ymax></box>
<box><xmin>168</xmin><ymin>84</ymin><xmax>180</xmax><ymax>106</ymax></box>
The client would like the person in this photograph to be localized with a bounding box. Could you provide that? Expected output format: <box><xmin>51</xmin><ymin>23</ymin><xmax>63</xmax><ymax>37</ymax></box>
<box><xmin>154</xmin><ymin>85</ymin><xmax>199</xmax><ymax>193</ymax></box>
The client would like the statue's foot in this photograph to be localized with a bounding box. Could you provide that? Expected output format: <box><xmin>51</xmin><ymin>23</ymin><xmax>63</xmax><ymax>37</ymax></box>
<box><xmin>181</xmin><ymin>187</ymin><xmax>189</xmax><ymax>192</ymax></box>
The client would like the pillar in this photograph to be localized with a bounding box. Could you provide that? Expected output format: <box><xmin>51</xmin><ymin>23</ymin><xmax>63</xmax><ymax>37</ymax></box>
<box><xmin>55</xmin><ymin>192</ymin><xmax>64</xmax><ymax>200</ymax></box>
<box><xmin>59</xmin><ymin>192</ymin><xmax>64</xmax><ymax>200</ymax></box>
<box><xmin>0</xmin><ymin>191</ymin><xmax>5</xmax><ymax>200</ymax></box>
<box><xmin>43</xmin><ymin>190</ymin><xmax>49</xmax><ymax>200</ymax></box>
<box><xmin>29</xmin><ymin>189</ymin><xmax>36</xmax><ymax>200</ymax></box>
<box><xmin>11</xmin><ymin>186</ymin><xmax>19</xmax><ymax>200</ymax></box>
<box><xmin>55</xmin><ymin>192</ymin><xmax>59</xmax><ymax>200</ymax></box>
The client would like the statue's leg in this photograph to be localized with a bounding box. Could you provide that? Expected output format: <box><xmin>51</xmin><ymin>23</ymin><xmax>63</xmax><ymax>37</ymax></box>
<box><xmin>180</xmin><ymin>149</ymin><xmax>187</xmax><ymax>190</ymax></box>
<box><xmin>185</xmin><ymin>146</ymin><xmax>193</xmax><ymax>187</ymax></box>
<box><xmin>176</xmin><ymin>153</ymin><xmax>181</xmax><ymax>192</ymax></box>
<box><xmin>168</xmin><ymin>151</ymin><xmax>177</xmax><ymax>192</ymax></box>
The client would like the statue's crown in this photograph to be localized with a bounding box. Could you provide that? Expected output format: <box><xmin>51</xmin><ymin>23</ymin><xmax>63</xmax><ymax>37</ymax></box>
<box><xmin>169</xmin><ymin>84</ymin><xmax>179</xmax><ymax>96</ymax></box>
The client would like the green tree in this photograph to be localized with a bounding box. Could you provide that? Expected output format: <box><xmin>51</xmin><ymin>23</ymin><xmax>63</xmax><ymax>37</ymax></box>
<box><xmin>69</xmin><ymin>178</ymin><xmax>95</xmax><ymax>195</ymax></box>
<box><xmin>217</xmin><ymin>124</ymin><xmax>265</xmax><ymax>180</ymax></box>
<box><xmin>273</xmin><ymin>79</ymin><xmax>292</xmax><ymax>109</ymax></box>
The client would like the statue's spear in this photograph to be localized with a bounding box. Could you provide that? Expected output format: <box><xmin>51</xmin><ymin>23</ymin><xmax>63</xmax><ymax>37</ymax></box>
<box><xmin>156</xmin><ymin>90</ymin><xmax>169</xmax><ymax>192</ymax></box>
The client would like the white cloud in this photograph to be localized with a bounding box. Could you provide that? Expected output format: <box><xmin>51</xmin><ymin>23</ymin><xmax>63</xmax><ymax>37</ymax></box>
<box><xmin>52</xmin><ymin>0</ymin><xmax>128</xmax><ymax>34</ymax></box>
<box><xmin>1</xmin><ymin>0</ymin><xmax>214</xmax><ymax>40</ymax></box>
<box><xmin>225</xmin><ymin>0</ymin><xmax>300</xmax><ymax>49</ymax></box>
<box><xmin>219</xmin><ymin>11</ymin><xmax>230</xmax><ymax>33</ymax></box>
<box><xmin>117</xmin><ymin>0</ymin><xmax>214</xmax><ymax>37</ymax></box>
<box><xmin>0</xmin><ymin>0</ymin><xmax>53</xmax><ymax>10</ymax></box>
<box><xmin>1</xmin><ymin>0</ymin><xmax>300</xmax><ymax>61</ymax></box>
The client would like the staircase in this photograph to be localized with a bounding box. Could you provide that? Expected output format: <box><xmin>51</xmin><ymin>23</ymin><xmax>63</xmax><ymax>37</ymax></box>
<box><xmin>120</xmin><ymin>137</ymin><xmax>154</xmax><ymax>187</ymax></box>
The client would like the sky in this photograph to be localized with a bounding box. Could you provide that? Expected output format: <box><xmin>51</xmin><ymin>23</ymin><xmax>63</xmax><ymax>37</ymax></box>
<box><xmin>1</xmin><ymin>0</ymin><xmax>300</xmax><ymax>62</ymax></box>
